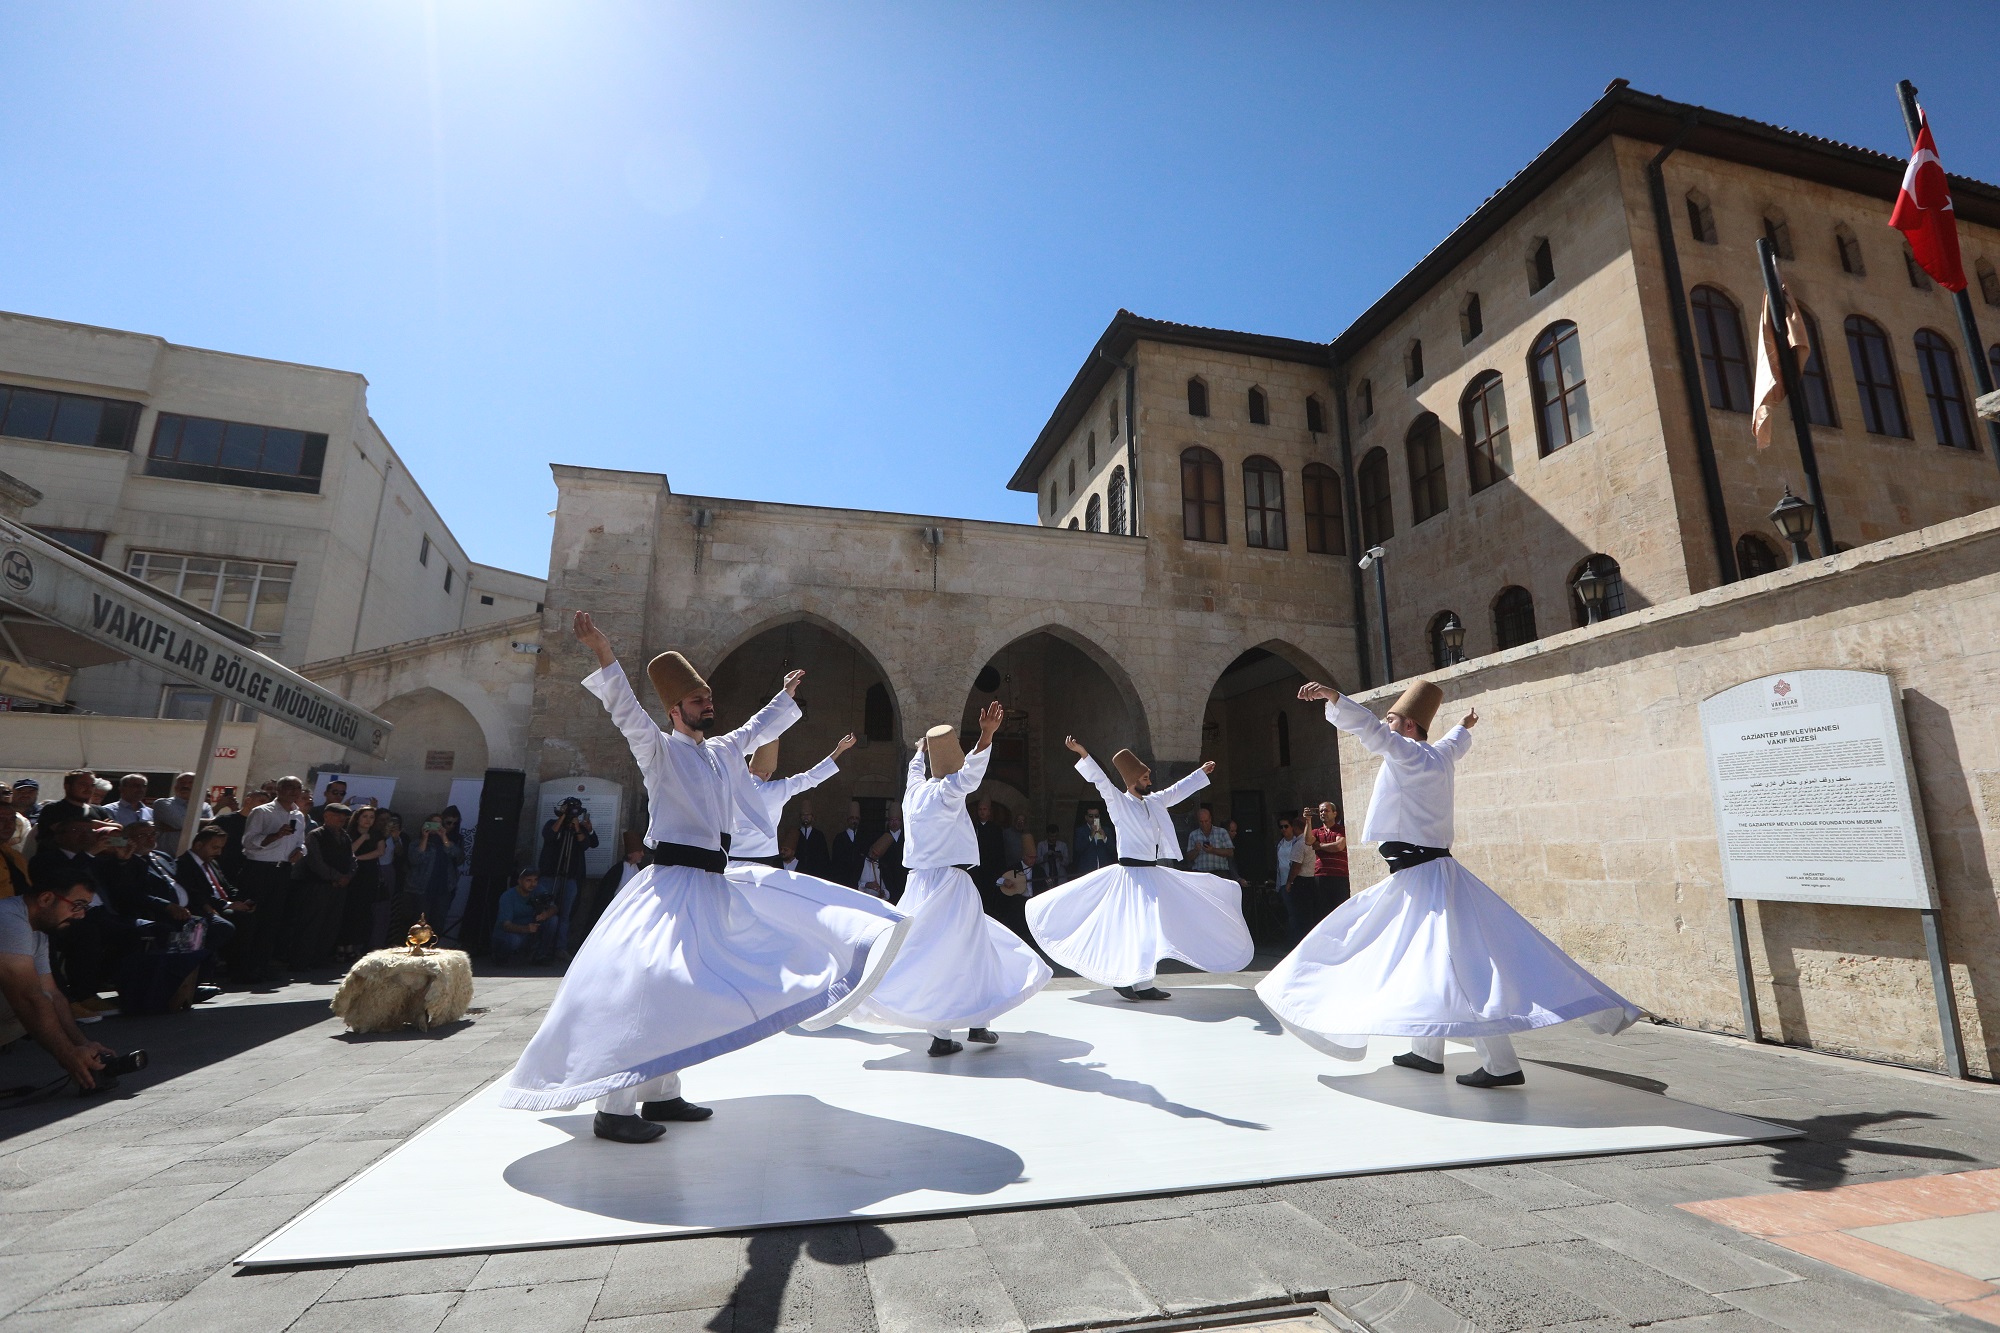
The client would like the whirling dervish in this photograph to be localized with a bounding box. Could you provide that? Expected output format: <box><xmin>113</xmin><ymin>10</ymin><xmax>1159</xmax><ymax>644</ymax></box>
<box><xmin>497</xmin><ymin>612</ymin><xmax>909</xmax><ymax>1142</ymax></box>
<box><xmin>830</xmin><ymin>701</ymin><xmax>1051</xmax><ymax>1055</ymax></box>
<box><xmin>1026</xmin><ymin>736</ymin><xmax>1253</xmax><ymax>1001</ymax></box>
<box><xmin>728</xmin><ymin>732</ymin><xmax>854</xmax><ymax>869</ymax></box>
<box><xmin>1257</xmin><ymin>679</ymin><xmax>1640</xmax><ymax>1088</ymax></box>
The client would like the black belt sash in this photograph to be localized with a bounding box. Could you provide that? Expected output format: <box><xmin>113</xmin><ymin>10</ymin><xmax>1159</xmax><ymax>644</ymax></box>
<box><xmin>1380</xmin><ymin>841</ymin><xmax>1451</xmax><ymax>873</ymax></box>
<box><xmin>1117</xmin><ymin>857</ymin><xmax>1167</xmax><ymax>868</ymax></box>
<box><xmin>653</xmin><ymin>836</ymin><xmax>729</xmax><ymax>873</ymax></box>
<box><xmin>727</xmin><ymin>853</ymin><xmax>785</xmax><ymax>869</ymax></box>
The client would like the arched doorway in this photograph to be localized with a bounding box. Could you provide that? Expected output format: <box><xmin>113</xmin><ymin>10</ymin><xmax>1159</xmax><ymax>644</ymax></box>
<box><xmin>372</xmin><ymin>687</ymin><xmax>491</xmax><ymax>820</ymax></box>
<box><xmin>1200</xmin><ymin>643</ymin><xmax>1343</xmax><ymax>927</ymax></box>
<box><xmin>708</xmin><ymin>619</ymin><xmax>903</xmax><ymax>868</ymax></box>
<box><xmin>957</xmin><ymin>629</ymin><xmax>1148</xmax><ymax>866</ymax></box>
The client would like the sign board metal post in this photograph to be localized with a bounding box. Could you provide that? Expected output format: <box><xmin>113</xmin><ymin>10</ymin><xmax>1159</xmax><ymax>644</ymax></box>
<box><xmin>177</xmin><ymin>694</ymin><xmax>229</xmax><ymax>857</ymax></box>
<box><xmin>1699</xmin><ymin>669</ymin><xmax>1965</xmax><ymax>1078</ymax></box>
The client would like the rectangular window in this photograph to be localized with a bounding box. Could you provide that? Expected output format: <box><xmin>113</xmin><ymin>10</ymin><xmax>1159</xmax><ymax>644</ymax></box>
<box><xmin>145</xmin><ymin>412</ymin><xmax>327</xmax><ymax>493</ymax></box>
<box><xmin>127</xmin><ymin>549</ymin><xmax>294</xmax><ymax>640</ymax></box>
<box><xmin>0</xmin><ymin>383</ymin><xmax>142</xmax><ymax>451</ymax></box>
<box><xmin>30</xmin><ymin>526</ymin><xmax>108</xmax><ymax>559</ymax></box>
<box><xmin>419</xmin><ymin>535</ymin><xmax>431</xmax><ymax>566</ymax></box>
<box><xmin>444</xmin><ymin>566</ymin><xmax>454</xmax><ymax>593</ymax></box>
<box><xmin>479</xmin><ymin>594</ymin><xmax>494</xmax><ymax>605</ymax></box>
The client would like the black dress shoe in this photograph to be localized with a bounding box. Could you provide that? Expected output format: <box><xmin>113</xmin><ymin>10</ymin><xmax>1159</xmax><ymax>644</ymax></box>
<box><xmin>641</xmin><ymin>1097</ymin><xmax>713</xmax><ymax>1122</ymax></box>
<box><xmin>1114</xmin><ymin>986</ymin><xmax>1141</xmax><ymax>1001</ymax></box>
<box><xmin>966</xmin><ymin>1028</ymin><xmax>998</xmax><ymax>1044</ymax></box>
<box><xmin>1456</xmin><ymin>1067</ymin><xmax>1526</xmax><ymax>1088</ymax></box>
<box><xmin>1133</xmin><ymin>986</ymin><xmax>1171</xmax><ymax>1001</ymax></box>
<box><xmin>193</xmin><ymin>984</ymin><xmax>223</xmax><ymax>1003</ymax></box>
<box><xmin>593</xmin><ymin>1112</ymin><xmax>666</xmax><ymax>1143</ymax></box>
<box><xmin>928</xmin><ymin>1037</ymin><xmax>963</xmax><ymax>1057</ymax></box>
<box><xmin>1393</xmin><ymin>1052</ymin><xmax>1445</xmax><ymax>1074</ymax></box>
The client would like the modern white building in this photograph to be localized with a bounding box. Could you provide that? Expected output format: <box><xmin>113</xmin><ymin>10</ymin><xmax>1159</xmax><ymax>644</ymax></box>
<box><xmin>0</xmin><ymin>309</ymin><xmax>543</xmax><ymax>801</ymax></box>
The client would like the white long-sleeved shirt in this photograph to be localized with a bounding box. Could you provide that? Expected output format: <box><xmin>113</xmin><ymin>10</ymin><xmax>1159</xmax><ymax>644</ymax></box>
<box><xmin>902</xmin><ymin>742</ymin><xmax>992</xmax><ymax>870</ymax></box>
<box><xmin>732</xmin><ymin>756</ymin><xmax>839</xmax><ymax>857</ymax></box>
<box><xmin>582</xmin><ymin>662</ymin><xmax>799</xmax><ymax>852</ymax></box>
<box><xmin>242</xmin><ymin>801</ymin><xmax>308</xmax><ymax>863</ymax></box>
<box><xmin>1075</xmin><ymin>754</ymin><xmax>1209</xmax><ymax>863</ymax></box>
<box><xmin>1327</xmin><ymin>696</ymin><xmax>1472</xmax><ymax>848</ymax></box>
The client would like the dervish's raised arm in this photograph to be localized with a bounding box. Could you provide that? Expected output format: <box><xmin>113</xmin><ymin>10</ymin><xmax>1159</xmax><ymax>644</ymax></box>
<box><xmin>713</xmin><ymin>671</ymin><xmax>806</xmax><ymax>757</ymax></box>
<box><xmin>576</xmin><ymin>612</ymin><xmax>668</xmax><ymax>773</ymax></box>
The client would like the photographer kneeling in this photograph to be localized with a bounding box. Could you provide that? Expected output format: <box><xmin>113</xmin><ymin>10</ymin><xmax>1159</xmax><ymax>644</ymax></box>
<box><xmin>1</xmin><ymin>868</ymin><xmax>141</xmax><ymax>1094</ymax></box>
<box><xmin>490</xmin><ymin>869</ymin><xmax>558</xmax><ymax>966</ymax></box>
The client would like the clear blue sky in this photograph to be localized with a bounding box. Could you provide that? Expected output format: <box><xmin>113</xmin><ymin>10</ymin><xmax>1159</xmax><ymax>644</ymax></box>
<box><xmin>3</xmin><ymin>3</ymin><xmax>1994</xmax><ymax>573</ymax></box>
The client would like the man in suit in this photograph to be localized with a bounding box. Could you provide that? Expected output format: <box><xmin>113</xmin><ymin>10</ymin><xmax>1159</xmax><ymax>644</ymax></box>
<box><xmin>176</xmin><ymin>824</ymin><xmax>246</xmax><ymax>972</ymax></box>
<box><xmin>870</xmin><ymin>807</ymin><xmax>908</xmax><ymax>904</ymax></box>
<box><xmin>827</xmin><ymin>805</ymin><xmax>866</xmax><ymax>888</ymax></box>
<box><xmin>1072</xmin><ymin>805</ymin><xmax>1115</xmax><ymax>875</ymax></box>
<box><xmin>792</xmin><ymin>803</ymin><xmax>833</xmax><ymax>881</ymax></box>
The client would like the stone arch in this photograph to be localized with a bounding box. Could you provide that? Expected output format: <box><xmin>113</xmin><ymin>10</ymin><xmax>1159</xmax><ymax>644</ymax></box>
<box><xmin>705</xmin><ymin>608</ymin><xmax>910</xmax><ymax>746</ymax></box>
<box><xmin>367</xmin><ymin>687</ymin><xmax>490</xmax><ymax>819</ymax></box>
<box><xmin>965</xmin><ymin>612</ymin><xmax>1152</xmax><ymax>757</ymax></box>
<box><xmin>339</xmin><ymin>669</ymin><xmax>521</xmax><ymax>773</ymax></box>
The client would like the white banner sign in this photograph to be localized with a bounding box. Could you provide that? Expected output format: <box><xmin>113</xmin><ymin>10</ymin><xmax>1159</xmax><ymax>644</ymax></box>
<box><xmin>1698</xmin><ymin>670</ymin><xmax>1936</xmax><ymax>909</ymax></box>
<box><xmin>0</xmin><ymin>517</ymin><xmax>391</xmax><ymax>756</ymax></box>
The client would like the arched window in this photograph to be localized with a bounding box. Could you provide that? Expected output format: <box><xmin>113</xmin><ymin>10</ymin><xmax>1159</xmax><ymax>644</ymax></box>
<box><xmin>1914</xmin><ymin>330</ymin><xmax>1974</xmax><ymax>449</ymax></box>
<box><xmin>1405</xmin><ymin>414</ymin><xmax>1447</xmax><ymax>523</ymax></box>
<box><xmin>1493</xmin><ymin>586</ymin><xmax>1538</xmax><ymax>650</ymax></box>
<box><xmin>1086</xmin><ymin>431</ymin><xmax>1096</xmax><ymax>469</ymax></box>
<box><xmin>1428</xmin><ymin>611</ymin><xmax>1461</xmax><ymax>670</ymax></box>
<box><xmin>1795</xmin><ymin>304</ymin><xmax>1837</xmax><ymax>428</ymax></box>
<box><xmin>1066</xmin><ymin>518</ymin><xmax>1079</xmax><ymax>530</ymax></box>
<box><xmin>1187</xmin><ymin>377</ymin><xmax>1209</xmax><ymax>417</ymax></box>
<box><xmin>1529</xmin><ymin>237</ymin><xmax>1555</xmax><ymax>293</ymax></box>
<box><xmin>1275</xmin><ymin>710</ymin><xmax>1291</xmax><ymax>768</ymax></box>
<box><xmin>1247</xmin><ymin>386</ymin><xmax>1268</xmax><ymax>425</ymax></box>
<box><xmin>1357</xmin><ymin>448</ymin><xmax>1392</xmax><ymax>547</ymax></box>
<box><xmin>1762</xmin><ymin>214</ymin><xmax>1794</xmax><ymax>261</ymax></box>
<box><xmin>1979</xmin><ymin>259</ymin><xmax>2000</xmax><ymax>308</ymax></box>
<box><xmin>1108</xmin><ymin>466</ymin><xmax>1127</xmax><ymax>536</ymax></box>
<box><xmin>1302</xmin><ymin>462</ymin><xmax>1343</xmax><ymax>554</ymax></box>
<box><xmin>1405</xmin><ymin>339</ymin><xmax>1425</xmax><ymax>385</ymax></box>
<box><xmin>1736</xmin><ymin>533</ymin><xmax>1783</xmax><ymax>577</ymax></box>
<box><xmin>1845</xmin><ymin>315</ymin><xmax>1909</xmax><ymax>437</ymax></box>
<box><xmin>1567</xmin><ymin>554</ymin><xmax>1627</xmax><ymax>627</ymax></box>
<box><xmin>1530</xmin><ymin>321</ymin><xmax>1593</xmax><ymax>454</ymax></box>
<box><xmin>1905</xmin><ymin>246</ymin><xmax>1934</xmax><ymax>291</ymax></box>
<box><xmin>1180</xmin><ymin>446</ymin><xmax>1225</xmax><ymax>543</ymax></box>
<box><xmin>1356</xmin><ymin>378</ymin><xmax>1374</xmax><ymax>422</ymax></box>
<box><xmin>1242</xmin><ymin>455</ymin><xmax>1286</xmax><ymax>549</ymax></box>
<box><xmin>1067</xmin><ymin>459</ymin><xmax>1077</xmax><ymax>496</ymax></box>
<box><xmin>1461</xmin><ymin>292</ymin><xmax>1482</xmax><ymax>343</ymax></box>
<box><xmin>1691</xmin><ymin>286</ymin><xmax>1752</xmax><ymax>413</ymax></box>
<box><xmin>1461</xmin><ymin>371</ymin><xmax>1512</xmax><ymax>491</ymax></box>
<box><xmin>1836</xmin><ymin>223</ymin><xmax>1865</xmax><ymax>276</ymax></box>
<box><xmin>1085</xmin><ymin>493</ymin><xmax>1103</xmax><ymax>532</ymax></box>
<box><xmin>863</xmin><ymin>682</ymin><xmax>894</xmax><ymax>742</ymax></box>
<box><xmin>1305</xmin><ymin>394</ymin><xmax>1325</xmax><ymax>433</ymax></box>
<box><xmin>1685</xmin><ymin>189</ymin><xmax>1717</xmax><ymax>244</ymax></box>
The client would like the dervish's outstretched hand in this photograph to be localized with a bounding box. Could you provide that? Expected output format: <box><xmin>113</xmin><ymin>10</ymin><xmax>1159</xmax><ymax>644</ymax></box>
<box><xmin>1200</xmin><ymin>760</ymin><xmax>1216</xmax><ymax>775</ymax></box>
<box><xmin>573</xmin><ymin>611</ymin><xmax>615</xmax><ymax>669</ymax></box>
<box><xmin>1298</xmin><ymin>681</ymin><xmax>1338</xmax><ymax>703</ymax></box>
<box><xmin>1064</xmin><ymin>735</ymin><xmax>1088</xmax><ymax>757</ymax></box>
<box><xmin>832</xmin><ymin>732</ymin><xmax>857</xmax><ymax>757</ymax></box>
<box><xmin>1461</xmin><ymin>708</ymin><xmax>1479</xmax><ymax>729</ymax></box>
<box><xmin>782</xmin><ymin>670</ymin><xmax>805</xmax><ymax>697</ymax></box>
<box><xmin>975</xmin><ymin>700</ymin><xmax>1005</xmax><ymax>749</ymax></box>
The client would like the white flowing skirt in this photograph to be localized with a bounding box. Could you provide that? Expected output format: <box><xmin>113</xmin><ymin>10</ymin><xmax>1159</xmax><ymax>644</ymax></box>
<box><xmin>1025</xmin><ymin>863</ymin><xmax>1253</xmax><ymax>987</ymax></box>
<box><xmin>498</xmin><ymin>863</ymin><xmax>910</xmax><ymax>1110</ymax></box>
<box><xmin>1255</xmin><ymin>855</ymin><xmax>1640</xmax><ymax>1061</ymax></box>
<box><xmin>845</xmin><ymin>866</ymin><xmax>1051</xmax><ymax>1032</ymax></box>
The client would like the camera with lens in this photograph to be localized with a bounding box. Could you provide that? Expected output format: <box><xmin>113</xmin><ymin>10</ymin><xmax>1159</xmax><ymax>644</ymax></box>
<box><xmin>556</xmin><ymin>797</ymin><xmax>585</xmax><ymax>817</ymax></box>
<box><xmin>78</xmin><ymin>1048</ymin><xmax>148</xmax><ymax>1095</ymax></box>
<box><xmin>528</xmin><ymin>890</ymin><xmax>557</xmax><ymax>914</ymax></box>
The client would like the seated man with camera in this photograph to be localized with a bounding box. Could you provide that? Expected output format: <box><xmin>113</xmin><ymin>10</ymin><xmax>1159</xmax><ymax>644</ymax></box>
<box><xmin>0</xmin><ymin>867</ymin><xmax>146</xmax><ymax>1094</ymax></box>
<box><xmin>491</xmin><ymin>869</ymin><xmax>559</xmax><ymax>966</ymax></box>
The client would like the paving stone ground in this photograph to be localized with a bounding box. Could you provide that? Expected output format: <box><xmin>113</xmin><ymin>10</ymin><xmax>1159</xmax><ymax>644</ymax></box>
<box><xmin>4</xmin><ymin>956</ymin><xmax>1998</xmax><ymax>1333</ymax></box>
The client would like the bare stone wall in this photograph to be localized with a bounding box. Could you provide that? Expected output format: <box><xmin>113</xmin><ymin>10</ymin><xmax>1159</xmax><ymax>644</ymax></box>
<box><xmin>1337</xmin><ymin>505</ymin><xmax>2000</xmax><ymax>1076</ymax></box>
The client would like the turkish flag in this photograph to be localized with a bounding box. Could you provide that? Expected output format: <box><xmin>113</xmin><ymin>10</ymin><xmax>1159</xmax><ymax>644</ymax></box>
<box><xmin>1889</xmin><ymin>109</ymin><xmax>1966</xmax><ymax>292</ymax></box>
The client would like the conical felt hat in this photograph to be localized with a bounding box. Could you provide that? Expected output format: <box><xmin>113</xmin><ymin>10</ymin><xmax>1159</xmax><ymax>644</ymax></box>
<box><xmin>1111</xmin><ymin>748</ymin><xmax>1149</xmax><ymax>788</ymax></box>
<box><xmin>751</xmin><ymin>739</ymin><xmax>779</xmax><ymax>776</ymax></box>
<box><xmin>1389</xmin><ymin>679</ymin><xmax>1443</xmax><ymax>733</ymax></box>
<box><xmin>923</xmin><ymin>724</ymin><xmax>965</xmax><ymax>777</ymax></box>
<box><xmin>646</xmin><ymin>651</ymin><xmax>709</xmax><ymax>710</ymax></box>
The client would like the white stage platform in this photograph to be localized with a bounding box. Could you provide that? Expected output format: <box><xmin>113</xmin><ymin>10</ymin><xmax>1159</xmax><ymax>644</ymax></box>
<box><xmin>240</xmin><ymin>985</ymin><xmax>1794</xmax><ymax>1267</ymax></box>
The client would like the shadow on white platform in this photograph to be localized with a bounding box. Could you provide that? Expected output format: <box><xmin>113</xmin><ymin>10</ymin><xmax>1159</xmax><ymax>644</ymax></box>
<box><xmin>239</xmin><ymin>985</ymin><xmax>1796</xmax><ymax>1267</ymax></box>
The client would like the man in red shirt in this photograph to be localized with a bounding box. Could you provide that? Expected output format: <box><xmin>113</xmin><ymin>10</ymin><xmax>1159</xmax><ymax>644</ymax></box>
<box><xmin>1300</xmin><ymin>800</ymin><xmax>1348</xmax><ymax>932</ymax></box>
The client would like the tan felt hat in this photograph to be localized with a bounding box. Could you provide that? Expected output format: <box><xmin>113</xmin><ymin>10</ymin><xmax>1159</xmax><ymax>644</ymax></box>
<box><xmin>923</xmin><ymin>724</ymin><xmax>965</xmax><ymax>777</ymax></box>
<box><xmin>1388</xmin><ymin>679</ymin><xmax>1444</xmax><ymax>733</ymax></box>
<box><xmin>751</xmin><ymin>739</ymin><xmax>779</xmax><ymax>777</ymax></box>
<box><xmin>1111</xmin><ymin>748</ymin><xmax>1150</xmax><ymax>788</ymax></box>
<box><xmin>646</xmin><ymin>650</ymin><xmax>709</xmax><ymax>710</ymax></box>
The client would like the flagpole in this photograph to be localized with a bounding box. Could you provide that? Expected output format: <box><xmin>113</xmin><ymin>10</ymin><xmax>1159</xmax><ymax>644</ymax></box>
<box><xmin>1897</xmin><ymin>80</ymin><xmax>2000</xmax><ymax>472</ymax></box>
<box><xmin>1756</xmin><ymin>239</ymin><xmax>1835</xmax><ymax>557</ymax></box>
